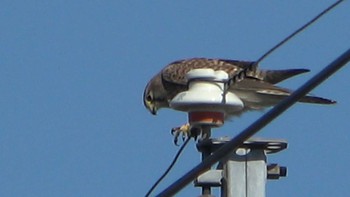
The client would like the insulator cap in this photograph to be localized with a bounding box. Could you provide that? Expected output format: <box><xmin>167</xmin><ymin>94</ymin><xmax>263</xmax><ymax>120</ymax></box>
<box><xmin>170</xmin><ymin>69</ymin><xmax>244</xmax><ymax>125</ymax></box>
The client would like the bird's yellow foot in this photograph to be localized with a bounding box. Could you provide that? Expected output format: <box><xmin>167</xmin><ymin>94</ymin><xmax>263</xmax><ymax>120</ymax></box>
<box><xmin>171</xmin><ymin>123</ymin><xmax>201</xmax><ymax>146</ymax></box>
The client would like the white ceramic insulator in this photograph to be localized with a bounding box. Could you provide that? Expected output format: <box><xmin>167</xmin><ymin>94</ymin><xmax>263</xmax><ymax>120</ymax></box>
<box><xmin>170</xmin><ymin>69</ymin><xmax>244</xmax><ymax>114</ymax></box>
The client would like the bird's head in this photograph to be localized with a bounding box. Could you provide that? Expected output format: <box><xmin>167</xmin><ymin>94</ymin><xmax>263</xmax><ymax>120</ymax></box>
<box><xmin>143</xmin><ymin>74</ymin><xmax>169</xmax><ymax>115</ymax></box>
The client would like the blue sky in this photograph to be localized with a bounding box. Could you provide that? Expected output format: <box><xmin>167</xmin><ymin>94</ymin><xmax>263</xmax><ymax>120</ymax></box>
<box><xmin>0</xmin><ymin>1</ymin><xmax>349</xmax><ymax>196</ymax></box>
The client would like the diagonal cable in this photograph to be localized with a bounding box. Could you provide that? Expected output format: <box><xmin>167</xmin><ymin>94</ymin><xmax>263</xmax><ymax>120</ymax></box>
<box><xmin>227</xmin><ymin>0</ymin><xmax>344</xmax><ymax>86</ymax></box>
<box><xmin>145</xmin><ymin>137</ymin><xmax>191</xmax><ymax>197</ymax></box>
<box><xmin>156</xmin><ymin>47</ymin><xmax>350</xmax><ymax>197</ymax></box>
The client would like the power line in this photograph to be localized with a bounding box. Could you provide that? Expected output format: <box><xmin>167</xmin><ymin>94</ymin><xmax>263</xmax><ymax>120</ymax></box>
<box><xmin>145</xmin><ymin>137</ymin><xmax>191</xmax><ymax>197</ymax></box>
<box><xmin>156</xmin><ymin>48</ymin><xmax>350</xmax><ymax>197</ymax></box>
<box><xmin>227</xmin><ymin>0</ymin><xmax>345</xmax><ymax>85</ymax></box>
<box><xmin>148</xmin><ymin>1</ymin><xmax>345</xmax><ymax>196</ymax></box>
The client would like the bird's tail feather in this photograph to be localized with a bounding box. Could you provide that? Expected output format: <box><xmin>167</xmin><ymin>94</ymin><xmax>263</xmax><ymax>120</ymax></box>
<box><xmin>262</xmin><ymin>69</ymin><xmax>310</xmax><ymax>84</ymax></box>
<box><xmin>298</xmin><ymin>95</ymin><xmax>336</xmax><ymax>104</ymax></box>
<box><xmin>255</xmin><ymin>90</ymin><xmax>336</xmax><ymax>105</ymax></box>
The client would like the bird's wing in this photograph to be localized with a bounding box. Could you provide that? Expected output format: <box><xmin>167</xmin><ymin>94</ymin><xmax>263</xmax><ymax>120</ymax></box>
<box><xmin>161</xmin><ymin>58</ymin><xmax>332</xmax><ymax>104</ymax></box>
<box><xmin>231</xmin><ymin>79</ymin><xmax>335</xmax><ymax>105</ymax></box>
<box><xmin>256</xmin><ymin>89</ymin><xmax>336</xmax><ymax>104</ymax></box>
<box><xmin>161</xmin><ymin>58</ymin><xmax>309</xmax><ymax>85</ymax></box>
<box><xmin>161</xmin><ymin>58</ymin><xmax>254</xmax><ymax>85</ymax></box>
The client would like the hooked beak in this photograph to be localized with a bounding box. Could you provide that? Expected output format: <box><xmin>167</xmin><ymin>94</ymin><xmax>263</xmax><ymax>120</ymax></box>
<box><xmin>150</xmin><ymin>107</ymin><xmax>157</xmax><ymax>115</ymax></box>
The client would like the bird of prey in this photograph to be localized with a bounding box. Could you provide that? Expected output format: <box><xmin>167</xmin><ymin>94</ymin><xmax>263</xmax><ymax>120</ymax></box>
<box><xmin>143</xmin><ymin>58</ymin><xmax>336</xmax><ymax>144</ymax></box>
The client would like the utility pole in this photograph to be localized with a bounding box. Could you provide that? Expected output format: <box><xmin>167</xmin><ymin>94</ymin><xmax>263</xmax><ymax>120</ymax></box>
<box><xmin>198</xmin><ymin>126</ymin><xmax>214</xmax><ymax>197</ymax></box>
<box><xmin>169</xmin><ymin>68</ymin><xmax>287</xmax><ymax>196</ymax></box>
<box><xmin>195</xmin><ymin>137</ymin><xmax>287</xmax><ymax>197</ymax></box>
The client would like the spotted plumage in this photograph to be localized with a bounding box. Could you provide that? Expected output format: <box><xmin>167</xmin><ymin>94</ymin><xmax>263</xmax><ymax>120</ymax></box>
<box><xmin>144</xmin><ymin>58</ymin><xmax>335</xmax><ymax>117</ymax></box>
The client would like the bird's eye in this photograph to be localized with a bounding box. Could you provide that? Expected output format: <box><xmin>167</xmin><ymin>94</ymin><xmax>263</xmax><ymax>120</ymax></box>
<box><xmin>146</xmin><ymin>94</ymin><xmax>152</xmax><ymax>102</ymax></box>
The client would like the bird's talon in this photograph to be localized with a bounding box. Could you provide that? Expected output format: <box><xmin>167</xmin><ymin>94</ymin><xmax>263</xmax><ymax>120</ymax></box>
<box><xmin>174</xmin><ymin>138</ymin><xmax>179</xmax><ymax>146</ymax></box>
<box><xmin>171</xmin><ymin>123</ymin><xmax>192</xmax><ymax>145</ymax></box>
<box><xmin>170</xmin><ymin>123</ymin><xmax>204</xmax><ymax>145</ymax></box>
<box><xmin>171</xmin><ymin>127</ymin><xmax>182</xmax><ymax>146</ymax></box>
<box><xmin>171</xmin><ymin>127</ymin><xmax>177</xmax><ymax>136</ymax></box>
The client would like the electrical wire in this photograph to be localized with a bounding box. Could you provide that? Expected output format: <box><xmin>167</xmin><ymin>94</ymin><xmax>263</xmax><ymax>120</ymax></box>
<box><xmin>155</xmin><ymin>1</ymin><xmax>347</xmax><ymax>196</ymax></box>
<box><xmin>145</xmin><ymin>137</ymin><xmax>191</xmax><ymax>197</ymax></box>
<box><xmin>146</xmin><ymin>1</ymin><xmax>344</xmax><ymax>196</ymax></box>
<box><xmin>227</xmin><ymin>0</ymin><xmax>345</xmax><ymax>86</ymax></box>
<box><xmin>157</xmin><ymin>47</ymin><xmax>350</xmax><ymax>197</ymax></box>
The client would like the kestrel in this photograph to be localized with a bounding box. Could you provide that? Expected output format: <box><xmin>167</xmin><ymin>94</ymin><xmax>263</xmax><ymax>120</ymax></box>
<box><xmin>143</xmin><ymin>58</ymin><xmax>335</xmax><ymax>143</ymax></box>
